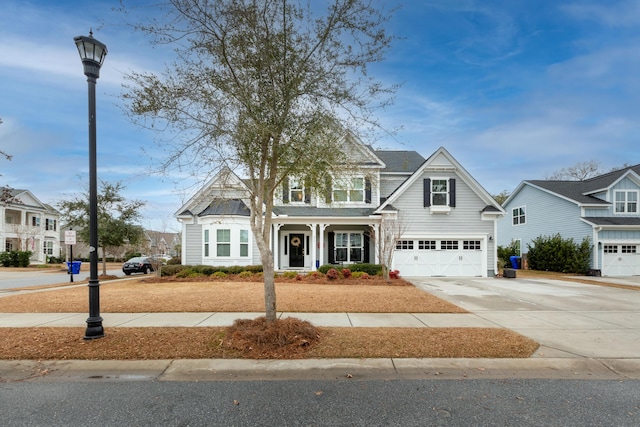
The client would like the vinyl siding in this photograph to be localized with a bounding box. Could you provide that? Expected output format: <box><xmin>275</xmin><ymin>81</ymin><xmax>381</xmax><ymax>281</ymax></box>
<box><xmin>184</xmin><ymin>224</ymin><xmax>202</xmax><ymax>265</ymax></box>
<box><xmin>391</xmin><ymin>171</ymin><xmax>497</xmax><ymax>275</ymax></box>
<box><xmin>498</xmin><ymin>185</ymin><xmax>592</xmax><ymax>251</ymax></box>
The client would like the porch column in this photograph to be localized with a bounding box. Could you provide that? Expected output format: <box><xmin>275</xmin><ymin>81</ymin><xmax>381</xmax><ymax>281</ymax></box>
<box><xmin>307</xmin><ymin>223</ymin><xmax>317</xmax><ymax>270</ymax></box>
<box><xmin>272</xmin><ymin>223</ymin><xmax>283</xmax><ymax>271</ymax></box>
<box><xmin>372</xmin><ymin>223</ymin><xmax>380</xmax><ymax>264</ymax></box>
<box><xmin>319</xmin><ymin>223</ymin><xmax>328</xmax><ymax>267</ymax></box>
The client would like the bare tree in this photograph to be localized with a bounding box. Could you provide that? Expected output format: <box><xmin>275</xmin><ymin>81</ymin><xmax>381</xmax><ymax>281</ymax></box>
<box><xmin>547</xmin><ymin>160</ymin><xmax>602</xmax><ymax>181</ymax></box>
<box><xmin>376</xmin><ymin>212</ymin><xmax>408</xmax><ymax>281</ymax></box>
<box><xmin>492</xmin><ymin>190</ymin><xmax>510</xmax><ymax>206</ymax></box>
<box><xmin>122</xmin><ymin>0</ymin><xmax>397</xmax><ymax>322</ymax></box>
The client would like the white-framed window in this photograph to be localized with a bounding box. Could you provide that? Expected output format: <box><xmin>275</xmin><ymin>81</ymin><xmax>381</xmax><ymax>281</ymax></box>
<box><xmin>614</xmin><ymin>190</ymin><xmax>638</xmax><ymax>214</ymax></box>
<box><xmin>333</xmin><ymin>177</ymin><xmax>364</xmax><ymax>202</ymax></box>
<box><xmin>216</xmin><ymin>229</ymin><xmax>231</xmax><ymax>257</ymax></box>
<box><xmin>335</xmin><ymin>232</ymin><xmax>364</xmax><ymax>262</ymax></box>
<box><xmin>289</xmin><ymin>177</ymin><xmax>305</xmax><ymax>203</ymax></box>
<box><xmin>621</xmin><ymin>245</ymin><xmax>637</xmax><ymax>254</ymax></box>
<box><xmin>604</xmin><ymin>245</ymin><xmax>618</xmax><ymax>254</ymax></box>
<box><xmin>240</xmin><ymin>229</ymin><xmax>249</xmax><ymax>257</ymax></box>
<box><xmin>44</xmin><ymin>241</ymin><xmax>54</xmax><ymax>256</ymax></box>
<box><xmin>45</xmin><ymin>218</ymin><xmax>57</xmax><ymax>231</ymax></box>
<box><xmin>431</xmin><ymin>179</ymin><xmax>448</xmax><ymax>206</ymax></box>
<box><xmin>32</xmin><ymin>216</ymin><xmax>40</xmax><ymax>227</ymax></box>
<box><xmin>512</xmin><ymin>206</ymin><xmax>526</xmax><ymax>225</ymax></box>
<box><xmin>203</xmin><ymin>229</ymin><xmax>210</xmax><ymax>257</ymax></box>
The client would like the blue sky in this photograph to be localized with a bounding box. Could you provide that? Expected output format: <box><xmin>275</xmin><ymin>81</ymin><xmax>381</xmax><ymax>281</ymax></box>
<box><xmin>1</xmin><ymin>1</ymin><xmax>639</xmax><ymax>231</ymax></box>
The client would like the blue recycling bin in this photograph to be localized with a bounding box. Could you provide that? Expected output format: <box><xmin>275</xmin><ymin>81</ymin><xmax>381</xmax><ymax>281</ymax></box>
<box><xmin>509</xmin><ymin>256</ymin><xmax>521</xmax><ymax>269</ymax></box>
<box><xmin>67</xmin><ymin>261</ymin><xmax>82</xmax><ymax>275</ymax></box>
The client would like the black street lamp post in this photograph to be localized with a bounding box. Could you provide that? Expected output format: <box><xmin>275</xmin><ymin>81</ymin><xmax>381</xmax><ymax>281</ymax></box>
<box><xmin>74</xmin><ymin>31</ymin><xmax>107</xmax><ymax>340</ymax></box>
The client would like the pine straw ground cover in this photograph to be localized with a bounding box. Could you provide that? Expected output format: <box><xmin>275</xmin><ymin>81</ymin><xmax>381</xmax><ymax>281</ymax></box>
<box><xmin>0</xmin><ymin>275</ymin><xmax>539</xmax><ymax>360</ymax></box>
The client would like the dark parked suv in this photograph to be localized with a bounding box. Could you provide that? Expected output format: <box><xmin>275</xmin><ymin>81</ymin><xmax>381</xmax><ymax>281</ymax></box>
<box><xmin>122</xmin><ymin>256</ymin><xmax>155</xmax><ymax>275</ymax></box>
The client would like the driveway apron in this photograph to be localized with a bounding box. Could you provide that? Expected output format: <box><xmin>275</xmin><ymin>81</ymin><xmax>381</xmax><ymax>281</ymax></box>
<box><xmin>408</xmin><ymin>276</ymin><xmax>640</xmax><ymax>359</ymax></box>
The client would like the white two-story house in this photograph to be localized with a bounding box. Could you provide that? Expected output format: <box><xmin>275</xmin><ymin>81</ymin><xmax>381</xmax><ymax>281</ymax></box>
<box><xmin>1</xmin><ymin>188</ymin><xmax>61</xmax><ymax>263</ymax></box>
<box><xmin>175</xmin><ymin>135</ymin><xmax>504</xmax><ymax>277</ymax></box>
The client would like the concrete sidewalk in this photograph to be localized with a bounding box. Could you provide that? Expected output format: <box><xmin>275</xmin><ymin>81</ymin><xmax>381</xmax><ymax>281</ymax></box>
<box><xmin>0</xmin><ymin>311</ymin><xmax>498</xmax><ymax>329</ymax></box>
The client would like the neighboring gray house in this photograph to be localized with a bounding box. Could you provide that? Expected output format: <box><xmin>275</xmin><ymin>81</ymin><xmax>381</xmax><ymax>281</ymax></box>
<box><xmin>497</xmin><ymin>165</ymin><xmax>640</xmax><ymax>276</ymax></box>
<box><xmin>175</xmin><ymin>136</ymin><xmax>504</xmax><ymax>277</ymax></box>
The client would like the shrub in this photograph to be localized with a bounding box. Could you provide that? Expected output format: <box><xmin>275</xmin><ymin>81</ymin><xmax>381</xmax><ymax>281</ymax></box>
<box><xmin>341</xmin><ymin>268</ymin><xmax>352</xmax><ymax>278</ymax></box>
<box><xmin>282</xmin><ymin>271</ymin><xmax>298</xmax><ymax>279</ymax></box>
<box><xmin>308</xmin><ymin>271</ymin><xmax>324</xmax><ymax>280</ymax></box>
<box><xmin>167</xmin><ymin>257</ymin><xmax>182</xmax><ymax>265</ymax></box>
<box><xmin>238</xmin><ymin>271</ymin><xmax>253</xmax><ymax>278</ymax></box>
<box><xmin>0</xmin><ymin>251</ymin><xmax>32</xmax><ymax>267</ymax></box>
<box><xmin>351</xmin><ymin>271</ymin><xmax>370</xmax><ymax>279</ymax></box>
<box><xmin>326</xmin><ymin>268</ymin><xmax>340</xmax><ymax>280</ymax></box>
<box><xmin>175</xmin><ymin>268</ymin><xmax>197</xmax><ymax>278</ymax></box>
<box><xmin>318</xmin><ymin>263</ymin><xmax>382</xmax><ymax>276</ymax></box>
<box><xmin>161</xmin><ymin>264</ymin><xmax>190</xmax><ymax>277</ymax></box>
<box><xmin>527</xmin><ymin>234</ymin><xmax>591</xmax><ymax>274</ymax></box>
<box><xmin>349</xmin><ymin>263</ymin><xmax>382</xmax><ymax>276</ymax></box>
<box><xmin>212</xmin><ymin>271</ymin><xmax>228</xmax><ymax>279</ymax></box>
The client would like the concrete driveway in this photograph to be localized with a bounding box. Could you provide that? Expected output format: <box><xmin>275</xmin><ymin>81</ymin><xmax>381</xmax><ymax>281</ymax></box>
<box><xmin>408</xmin><ymin>275</ymin><xmax>640</xmax><ymax>359</ymax></box>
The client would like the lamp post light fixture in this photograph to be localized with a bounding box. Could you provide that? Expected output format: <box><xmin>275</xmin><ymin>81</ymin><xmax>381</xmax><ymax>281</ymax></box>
<box><xmin>74</xmin><ymin>30</ymin><xmax>107</xmax><ymax>340</ymax></box>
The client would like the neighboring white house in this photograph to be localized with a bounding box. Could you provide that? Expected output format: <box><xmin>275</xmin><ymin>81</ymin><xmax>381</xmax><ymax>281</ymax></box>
<box><xmin>498</xmin><ymin>165</ymin><xmax>640</xmax><ymax>276</ymax></box>
<box><xmin>1</xmin><ymin>188</ymin><xmax>61</xmax><ymax>263</ymax></box>
<box><xmin>175</xmin><ymin>135</ymin><xmax>504</xmax><ymax>277</ymax></box>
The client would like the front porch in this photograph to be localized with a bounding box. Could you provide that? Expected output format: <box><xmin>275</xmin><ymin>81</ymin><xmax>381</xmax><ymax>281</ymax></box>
<box><xmin>272</xmin><ymin>220</ymin><xmax>380</xmax><ymax>271</ymax></box>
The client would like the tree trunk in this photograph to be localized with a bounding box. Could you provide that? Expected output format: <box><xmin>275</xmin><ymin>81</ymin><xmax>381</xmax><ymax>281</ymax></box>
<box><xmin>261</xmin><ymin>251</ymin><xmax>277</xmax><ymax>322</ymax></box>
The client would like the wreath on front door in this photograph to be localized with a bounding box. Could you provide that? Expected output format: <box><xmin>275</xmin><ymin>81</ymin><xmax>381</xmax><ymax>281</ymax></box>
<box><xmin>290</xmin><ymin>236</ymin><xmax>301</xmax><ymax>247</ymax></box>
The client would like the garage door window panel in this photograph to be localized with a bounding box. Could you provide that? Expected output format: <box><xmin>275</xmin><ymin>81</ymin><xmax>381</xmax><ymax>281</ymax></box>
<box><xmin>441</xmin><ymin>240</ymin><xmax>458</xmax><ymax>250</ymax></box>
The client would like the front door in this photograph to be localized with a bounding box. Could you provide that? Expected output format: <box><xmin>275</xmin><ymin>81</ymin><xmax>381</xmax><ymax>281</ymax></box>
<box><xmin>289</xmin><ymin>234</ymin><xmax>305</xmax><ymax>268</ymax></box>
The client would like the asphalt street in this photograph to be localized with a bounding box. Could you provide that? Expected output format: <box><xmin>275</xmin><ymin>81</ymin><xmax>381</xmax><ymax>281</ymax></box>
<box><xmin>1</xmin><ymin>378</ymin><xmax>639</xmax><ymax>426</ymax></box>
<box><xmin>0</xmin><ymin>268</ymin><xmax>127</xmax><ymax>291</ymax></box>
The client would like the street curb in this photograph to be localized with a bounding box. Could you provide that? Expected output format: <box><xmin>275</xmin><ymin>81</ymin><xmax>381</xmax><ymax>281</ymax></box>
<box><xmin>2</xmin><ymin>358</ymin><xmax>639</xmax><ymax>382</ymax></box>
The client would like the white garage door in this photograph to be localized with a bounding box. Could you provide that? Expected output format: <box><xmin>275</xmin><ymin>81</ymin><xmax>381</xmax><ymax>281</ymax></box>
<box><xmin>603</xmin><ymin>244</ymin><xmax>640</xmax><ymax>276</ymax></box>
<box><xmin>393</xmin><ymin>239</ymin><xmax>484</xmax><ymax>277</ymax></box>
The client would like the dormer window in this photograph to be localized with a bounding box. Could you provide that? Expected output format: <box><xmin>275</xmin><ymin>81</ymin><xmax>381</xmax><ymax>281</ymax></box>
<box><xmin>431</xmin><ymin>179</ymin><xmax>448</xmax><ymax>206</ymax></box>
<box><xmin>289</xmin><ymin>178</ymin><xmax>305</xmax><ymax>203</ymax></box>
<box><xmin>283</xmin><ymin>177</ymin><xmax>310</xmax><ymax>204</ymax></box>
<box><xmin>423</xmin><ymin>178</ymin><xmax>456</xmax><ymax>213</ymax></box>
<box><xmin>615</xmin><ymin>190</ymin><xmax>638</xmax><ymax>214</ymax></box>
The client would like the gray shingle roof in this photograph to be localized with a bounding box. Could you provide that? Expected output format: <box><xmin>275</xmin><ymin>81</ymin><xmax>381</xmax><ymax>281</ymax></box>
<box><xmin>582</xmin><ymin>217</ymin><xmax>640</xmax><ymax>226</ymax></box>
<box><xmin>374</xmin><ymin>150</ymin><xmax>424</xmax><ymax>173</ymax></box>
<box><xmin>273</xmin><ymin>206</ymin><xmax>377</xmax><ymax>217</ymax></box>
<box><xmin>526</xmin><ymin>164</ymin><xmax>640</xmax><ymax>205</ymax></box>
<box><xmin>198</xmin><ymin>199</ymin><xmax>250</xmax><ymax>217</ymax></box>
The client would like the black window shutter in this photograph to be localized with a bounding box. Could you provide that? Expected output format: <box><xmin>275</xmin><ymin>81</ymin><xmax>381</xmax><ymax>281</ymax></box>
<box><xmin>328</xmin><ymin>232</ymin><xmax>335</xmax><ymax>264</ymax></box>
<box><xmin>423</xmin><ymin>179</ymin><xmax>431</xmax><ymax>207</ymax></box>
<box><xmin>325</xmin><ymin>176</ymin><xmax>333</xmax><ymax>203</ymax></box>
<box><xmin>283</xmin><ymin>179</ymin><xmax>289</xmax><ymax>204</ymax></box>
<box><xmin>304</xmin><ymin>181</ymin><xmax>311</xmax><ymax>204</ymax></box>
<box><xmin>449</xmin><ymin>178</ymin><xmax>456</xmax><ymax>207</ymax></box>
<box><xmin>363</xmin><ymin>233</ymin><xmax>370</xmax><ymax>263</ymax></box>
<box><xmin>365</xmin><ymin>177</ymin><xmax>372</xmax><ymax>204</ymax></box>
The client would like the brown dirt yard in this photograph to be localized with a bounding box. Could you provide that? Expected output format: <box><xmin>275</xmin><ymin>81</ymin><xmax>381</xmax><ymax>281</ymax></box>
<box><xmin>0</xmin><ymin>274</ymin><xmax>543</xmax><ymax>360</ymax></box>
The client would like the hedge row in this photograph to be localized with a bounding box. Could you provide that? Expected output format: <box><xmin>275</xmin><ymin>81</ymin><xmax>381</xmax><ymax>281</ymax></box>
<box><xmin>160</xmin><ymin>264</ymin><xmax>263</xmax><ymax>277</ymax></box>
<box><xmin>317</xmin><ymin>263</ymin><xmax>382</xmax><ymax>276</ymax></box>
<box><xmin>160</xmin><ymin>263</ymin><xmax>384</xmax><ymax>277</ymax></box>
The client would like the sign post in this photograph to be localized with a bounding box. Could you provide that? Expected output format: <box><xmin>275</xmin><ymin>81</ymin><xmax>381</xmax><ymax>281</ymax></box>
<box><xmin>65</xmin><ymin>229</ymin><xmax>77</xmax><ymax>283</ymax></box>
